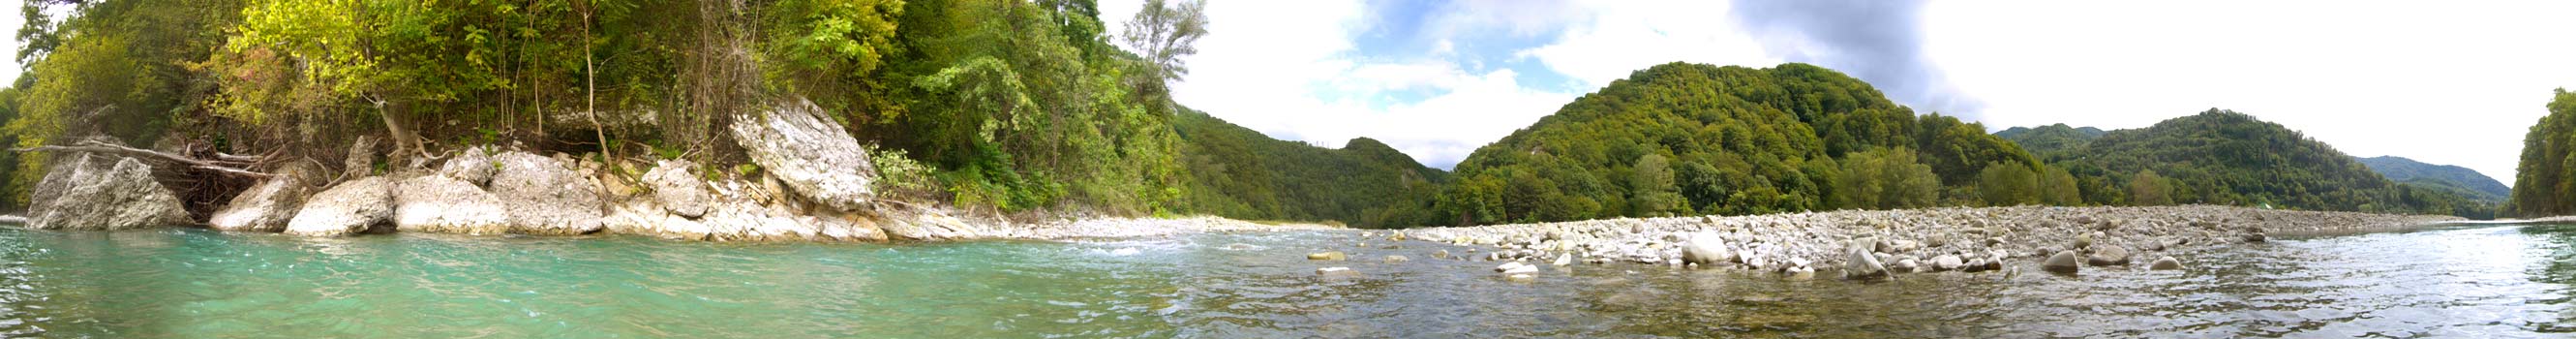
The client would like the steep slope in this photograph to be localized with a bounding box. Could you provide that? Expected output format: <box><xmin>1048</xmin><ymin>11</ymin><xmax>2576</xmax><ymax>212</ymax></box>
<box><xmin>1173</xmin><ymin>109</ymin><xmax>1447</xmax><ymax>228</ymax></box>
<box><xmin>2053</xmin><ymin>109</ymin><xmax>2484</xmax><ymax>216</ymax></box>
<box><xmin>2354</xmin><ymin>156</ymin><xmax>2507</xmax><ymax>201</ymax></box>
<box><xmin>1438</xmin><ymin>62</ymin><xmax>2035</xmax><ymax>225</ymax></box>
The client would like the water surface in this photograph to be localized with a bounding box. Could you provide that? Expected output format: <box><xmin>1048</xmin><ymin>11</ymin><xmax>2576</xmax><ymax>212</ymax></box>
<box><xmin>0</xmin><ymin>223</ymin><xmax>2568</xmax><ymax>337</ymax></box>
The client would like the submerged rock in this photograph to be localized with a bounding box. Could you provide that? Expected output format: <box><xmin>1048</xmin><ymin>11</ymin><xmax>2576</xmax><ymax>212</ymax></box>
<box><xmin>730</xmin><ymin>99</ymin><xmax>878</xmax><ymax>212</ymax></box>
<box><xmin>2042</xmin><ymin>250</ymin><xmax>2082</xmax><ymax>274</ymax></box>
<box><xmin>2149</xmin><ymin>256</ymin><xmax>2184</xmax><ymax>270</ymax></box>
<box><xmin>285</xmin><ymin>176</ymin><xmax>395</xmax><ymax>236</ymax></box>
<box><xmin>1308</xmin><ymin>251</ymin><xmax>1347</xmax><ymax>261</ymax></box>
<box><xmin>1930</xmin><ymin>254</ymin><xmax>1965</xmax><ymax>271</ymax></box>
<box><xmin>1317</xmin><ymin>266</ymin><xmax>1354</xmax><ymax>276</ymax></box>
<box><xmin>489</xmin><ymin>152</ymin><xmax>603</xmax><ymax>235</ymax></box>
<box><xmin>210</xmin><ymin>163</ymin><xmax>320</xmax><ymax>232</ymax></box>
<box><xmin>1383</xmin><ymin>256</ymin><xmax>1410</xmax><ymax>263</ymax></box>
<box><xmin>391</xmin><ymin>175</ymin><xmax>510</xmax><ymax>234</ymax></box>
<box><xmin>2087</xmin><ymin>245</ymin><xmax>2132</xmax><ymax>266</ymax></box>
<box><xmin>29</xmin><ymin>155</ymin><xmax>191</xmax><ymax>231</ymax></box>
<box><xmin>1497</xmin><ymin>262</ymin><xmax>1538</xmax><ymax>274</ymax></box>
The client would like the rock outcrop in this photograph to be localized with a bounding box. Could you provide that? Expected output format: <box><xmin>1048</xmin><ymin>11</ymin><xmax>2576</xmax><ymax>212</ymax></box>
<box><xmin>488</xmin><ymin>152</ymin><xmax>603</xmax><ymax>234</ymax></box>
<box><xmin>437</xmin><ymin>147</ymin><xmax>499</xmax><ymax>187</ymax></box>
<box><xmin>285</xmin><ymin>176</ymin><xmax>395</xmax><ymax>236</ymax></box>
<box><xmin>28</xmin><ymin>155</ymin><xmax>191</xmax><ymax>231</ymax></box>
<box><xmin>209</xmin><ymin>163</ymin><xmax>320</xmax><ymax>231</ymax></box>
<box><xmin>729</xmin><ymin>99</ymin><xmax>877</xmax><ymax>212</ymax></box>
<box><xmin>392</xmin><ymin>175</ymin><xmax>510</xmax><ymax>234</ymax></box>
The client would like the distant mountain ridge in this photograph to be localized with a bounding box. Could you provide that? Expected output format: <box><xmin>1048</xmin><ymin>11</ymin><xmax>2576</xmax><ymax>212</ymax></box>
<box><xmin>2353</xmin><ymin>156</ymin><xmax>2508</xmax><ymax>202</ymax></box>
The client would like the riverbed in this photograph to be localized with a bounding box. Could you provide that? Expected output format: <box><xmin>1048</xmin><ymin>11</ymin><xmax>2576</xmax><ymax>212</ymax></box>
<box><xmin>0</xmin><ymin>223</ymin><xmax>2568</xmax><ymax>338</ymax></box>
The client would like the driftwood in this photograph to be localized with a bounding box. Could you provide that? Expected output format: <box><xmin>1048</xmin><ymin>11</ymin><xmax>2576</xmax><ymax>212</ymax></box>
<box><xmin>15</xmin><ymin>139</ymin><xmax>276</xmax><ymax>179</ymax></box>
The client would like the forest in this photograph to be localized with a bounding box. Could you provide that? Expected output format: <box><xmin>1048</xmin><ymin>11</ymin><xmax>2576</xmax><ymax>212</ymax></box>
<box><xmin>2507</xmin><ymin>89</ymin><xmax>2576</xmax><ymax>217</ymax></box>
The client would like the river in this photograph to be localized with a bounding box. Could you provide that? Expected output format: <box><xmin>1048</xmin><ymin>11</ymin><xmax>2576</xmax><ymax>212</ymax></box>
<box><xmin>0</xmin><ymin>222</ymin><xmax>2568</xmax><ymax>338</ymax></box>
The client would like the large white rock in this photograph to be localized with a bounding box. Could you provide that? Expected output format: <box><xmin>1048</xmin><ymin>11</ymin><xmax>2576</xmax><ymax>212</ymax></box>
<box><xmin>29</xmin><ymin>155</ymin><xmax>191</xmax><ymax>231</ymax></box>
<box><xmin>437</xmin><ymin>146</ymin><xmax>499</xmax><ymax>187</ymax></box>
<box><xmin>392</xmin><ymin>175</ymin><xmax>510</xmax><ymax>234</ymax></box>
<box><xmin>285</xmin><ymin>176</ymin><xmax>395</xmax><ymax>236</ymax></box>
<box><xmin>488</xmin><ymin>151</ymin><xmax>603</xmax><ymax>235</ymax></box>
<box><xmin>642</xmin><ymin>160</ymin><xmax>712</xmax><ymax>218</ymax></box>
<box><xmin>1680</xmin><ymin>231</ymin><xmax>1733</xmax><ymax>266</ymax></box>
<box><xmin>209</xmin><ymin>163</ymin><xmax>320</xmax><ymax>232</ymax></box>
<box><xmin>729</xmin><ymin>99</ymin><xmax>877</xmax><ymax>212</ymax></box>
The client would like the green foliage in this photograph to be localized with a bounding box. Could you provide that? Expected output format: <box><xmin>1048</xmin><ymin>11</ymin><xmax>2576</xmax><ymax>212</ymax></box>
<box><xmin>2037</xmin><ymin>165</ymin><xmax>2081</xmax><ymax>205</ymax></box>
<box><xmin>2129</xmin><ymin>170</ymin><xmax>2173</xmax><ymax>206</ymax></box>
<box><xmin>1977</xmin><ymin>161</ymin><xmax>2038</xmax><ymax>206</ymax></box>
<box><xmin>2510</xmin><ymin>89</ymin><xmax>2576</xmax><ymax>217</ymax></box>
<box><xmin>1833</xmin><ymin>147</ymin><xmax>1938</xmax><ymax>210</ymax></box>
<box><xmin>1630</xmin><ymin>153</ymin><xmax>1686</xmax><ymax>216</ymax></box>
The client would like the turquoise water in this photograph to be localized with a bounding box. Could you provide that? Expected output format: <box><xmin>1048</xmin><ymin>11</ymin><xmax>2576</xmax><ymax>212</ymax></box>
<box><xmin>0</xmin><ymin>223</ymin><xmax>2570</xmax><ymax>338</ymax></box>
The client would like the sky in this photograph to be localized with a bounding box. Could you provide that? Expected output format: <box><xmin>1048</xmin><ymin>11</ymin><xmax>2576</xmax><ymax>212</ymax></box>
<box><xmin>1098</xmin><ymin>0</ymin><xmax>2576</xmax><ymax>186</ymax></box>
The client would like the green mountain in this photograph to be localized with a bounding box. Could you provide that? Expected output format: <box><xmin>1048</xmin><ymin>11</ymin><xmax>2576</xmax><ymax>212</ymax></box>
<box><xmin>1994</xmin><ymin>124</ymin><xmax>2106</xmax><ymax>155</ymax></box>
<box><xmin>2038</xmin><ymin>109</ymin><xmax>2488</xmax><ymax>217</ymax></box>
<box><xmin>2353</xmin><ymin>156</ymin><xmax>2507</xmax><ymax>202</ymax></box>
<box><xmin>2508</xmin><ymin>89</ymin><xmax>2576</xmax><ymax>217</ymax></box>
<box><xmin>1434</xmin><ymin>62</ymin><xmax>2035</xmax><ymax>225</ymax></box>
<box><xmin>1173</xmin><ymin>109</ymin><xmax>1447</xmax><ymax>228</ymax></box>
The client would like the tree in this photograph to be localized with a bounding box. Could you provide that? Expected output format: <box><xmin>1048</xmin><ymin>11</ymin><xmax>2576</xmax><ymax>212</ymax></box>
<box><xmin>2131</xmin><ymin>170</ymin><xmax>2174</xmax><ymax>205</ymax></box>
<box><xmin>2038</xmin><ymin>165</ymin><xmax>2081</xmax><ymax>205</ymax></box>
<box><xmin>1977</xmin><ymin>161</ymin><xmax>2038</xmax><ymax>206</ymax></box>
<box><xmin>2510</xmin><ymin>88</ymin><xmax>2576</xmax><ymax>217</ymax></box>
<box><xmin>1118</xmin><ymin>0</ymin><xmax>1206</xmax><ymax>82</ymax></box>
<box><xmin>1834</xmin><ymin>147</ymin><xmax>1938</xmax><ymax>210</ymax></box>
<box><xmin>1630</xmin><ymin>153</ymin><xmax>1685</xmax><ymax>216</ymax></box>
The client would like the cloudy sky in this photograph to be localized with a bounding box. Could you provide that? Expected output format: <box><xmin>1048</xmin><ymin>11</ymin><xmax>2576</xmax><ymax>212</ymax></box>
<box><xmin>1100</xmin><ymin>0</ymin><xmax>2576</xmax><ymax>185</ymax></box>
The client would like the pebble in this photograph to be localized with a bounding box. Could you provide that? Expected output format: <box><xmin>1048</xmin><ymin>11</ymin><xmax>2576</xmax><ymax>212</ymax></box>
<box><xmin>2148</xmin><ymin>256</ymin><xmax>2183</xmax><ymax>270</ymax></box>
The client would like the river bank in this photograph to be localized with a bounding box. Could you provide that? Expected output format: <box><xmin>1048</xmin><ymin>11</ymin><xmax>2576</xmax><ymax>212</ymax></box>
<box><xmin>1394</xmin><ymin>205</ymin><xmax>2465</xmax><ymax>278</ymax></box>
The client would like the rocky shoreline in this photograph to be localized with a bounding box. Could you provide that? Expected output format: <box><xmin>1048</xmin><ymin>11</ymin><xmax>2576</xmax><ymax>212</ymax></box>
<box><xmin>1393</xmin><ymin>205</ymin><xmax>2465</xmax><ymax>278</ymax></box>
<box><xmin>8</xmin><ymin>99</ymin><xmax>1337</xmax><ymax>242</ymax></box>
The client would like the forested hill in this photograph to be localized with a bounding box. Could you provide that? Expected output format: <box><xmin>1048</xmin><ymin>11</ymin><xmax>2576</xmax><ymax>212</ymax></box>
<box><xmin>1994</xmin><ymin>124</ymin><xmax>2106</xmax><ymax>155</ymax></box>
<box><xmin>2031</xmin><ymin>109</ymin><xmax>2489</xmax><ymax>217</ymax></box>
<box><xmin>1434</xmin><ymin>62</ymin><xmax>2038</xmax><ymax>225</ymax></box>
<box><xmin>2353</xmin><ymin>156</ymin><xmax>2508</xmax><ymax>202</ymax></box>
<box><xmin>1172</xmin><ymin>109</ymin><xmax>1446</xmax><ymax>228</ymax></box>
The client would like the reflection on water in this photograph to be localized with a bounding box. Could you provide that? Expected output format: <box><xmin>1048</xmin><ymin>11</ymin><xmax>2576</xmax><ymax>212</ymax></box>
<box><xmin>0</xmin><ymin>223</ymin><xmax>2567</xmax><ymax>338</ymax></box>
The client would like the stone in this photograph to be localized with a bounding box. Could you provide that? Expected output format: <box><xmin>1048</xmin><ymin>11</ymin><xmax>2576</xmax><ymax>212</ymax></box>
<box><xmin>26</xmin><ymin>151</ymin><xmax>107</xmax><ymax>216</ymax></box>
<box><xmin>2148</xmin><ymin>256</ymin><xmax>2184</xmax><ymax>270</ymax></box>
<box><xmin>342</xmin><ymin>136</ymin><xmax>377</xmax><ymax>179</ymax></box>
<box><xmin>488</xmin><ymin>151</ymin><xmax>604</xmax><ymax>234</ymax></box>
<box><xmin>1680</xmin><ymin>231</ymin><xmax>1733</xmax><ymax>266</ymax></box>
<box><xmin>642</xmin><ymin>160</ymin><xmax>713</xmax><ymax>218</ymax></box>
<box><xmin>210</xmin><ymin>163</ymin><xmax>321</xmax><ymax>231</ymax></box>
<box><xmin>730</xmin><ymin>99</ymin><xmax>878</xmax><ymax>212</ymax></box>
<box><xmin>285</xmin><ymin>176</ymin><xmax>396</xmax><ymax>236</ymax></box>
<box><xmin>1432</xmin><ymin>250</ymin><xmax>1451</xmax><ymax>260</ymax></box>
<box><xmin>1553</xmin><ymin>253</ymin><xmax>1573</xmax><ymax>265</ymax></box>
<box><xmin>391</xmin><ymin>175</ymin><xmax>510</xmax><ymax>234</ymax></box>
<box><xmin>1497</xmin><ymin>262</ymin><xmax>1538</xmax><ymax>274</ymax></box>
<box><xmin>1308</xmin><ymin>251</ymin><xmax>1347</xmax><ymax>261</ymax></box>
<box><xmin>2087</xmin><ymin>245</ymin><xmax>2131</xmax><ymax>266</ymax></box>
<box><xmin>2075</xmin><ymin>232</ymin><xmax>2095</xmax><ymax>249</ymax></box>
<box><xmin>2243</xmin><ymin>231</ymin><xmax>2268</xmax><ymax>243</ymax></box>
<box><xmin>28</xmin><ymin>155</ymin><xmax>192</xmax><ymax>231</ymax></box>
<box><xmin>1931</xmin><ymin>255</ymin><xmax>1965</xmax><ymax>271</ymax></box>
<box><xmin>2042</xmin><ymin>250</ymin><xmax>2082</xmax><ymax>274</ymax></box>
<box><xmin>1317</xmin><ymin>266</ymin><xmax>1354</xmax><ymax>275</ymax></box>
<box><xmin>1844</xmin><ymin>239</ymin><xmax>1889</xmax><ymax>280</ymax></box>
<box><xmin>1383</xmin><ymin>256</ymin><xmax>1410</xmax><ymax>263</ymax></box>
<box><xmin>1891</xmin><ymin>257</ymin><xmax>1921</xmax><ymax>273</ymax></box>
<box><xmin>437</xmin><ymin>146</ymin><xmax>499</xmax><ymax>187</ymax></box>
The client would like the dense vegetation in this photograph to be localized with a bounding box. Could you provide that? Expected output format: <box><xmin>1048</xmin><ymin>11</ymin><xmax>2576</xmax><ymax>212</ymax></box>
<box><xmin>1433</xmin><ymin>63</ymin><xmax>2040</xmax><ymax>225</ymax></box>
<box><xmin>0</xmin><ymin>0</ymin><xmax>1236</xmax><ymax>218</ymax></box>
<box><xmin>1170</xmin><ymin>108</ymin><xmax>1445</xmax><ymax>228</ymax></box>
<box><xmin>2007</xmin><ymin>110</ymin><xmax>2494</xmax><ymax>219</ymax></box>
<box><xmin>1992</xmin><ymin>124</ymin><xmax>2104</xmax><ymax>156</ymax></box>
<box><xmin>2355</xmin><ymin>156</ymin><xmax>2507</xmax><ymax>202</ymax></box>
<box><xmin>2508</xmin><ymin>89</ymin><xmax>2576</xmax><ymax>217</ymax></box>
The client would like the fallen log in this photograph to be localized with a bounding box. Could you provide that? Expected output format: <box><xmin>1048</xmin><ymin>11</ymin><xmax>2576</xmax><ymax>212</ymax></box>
<box><xmin>15</xmin><ymin>139</ymin><xmax>275</xmax><ymax>179</ymax></box>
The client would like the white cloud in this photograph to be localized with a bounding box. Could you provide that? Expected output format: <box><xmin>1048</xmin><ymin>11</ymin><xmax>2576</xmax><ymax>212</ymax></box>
<box><xmin>1516</xmin><ymin>0</ymin><xmax>1777</xmax><ymax>90</ymax></box>
<box><xmin>1924</xmin><ymin>1</ymin><xmax>2576</xmax><ymax>186</ymax></box>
